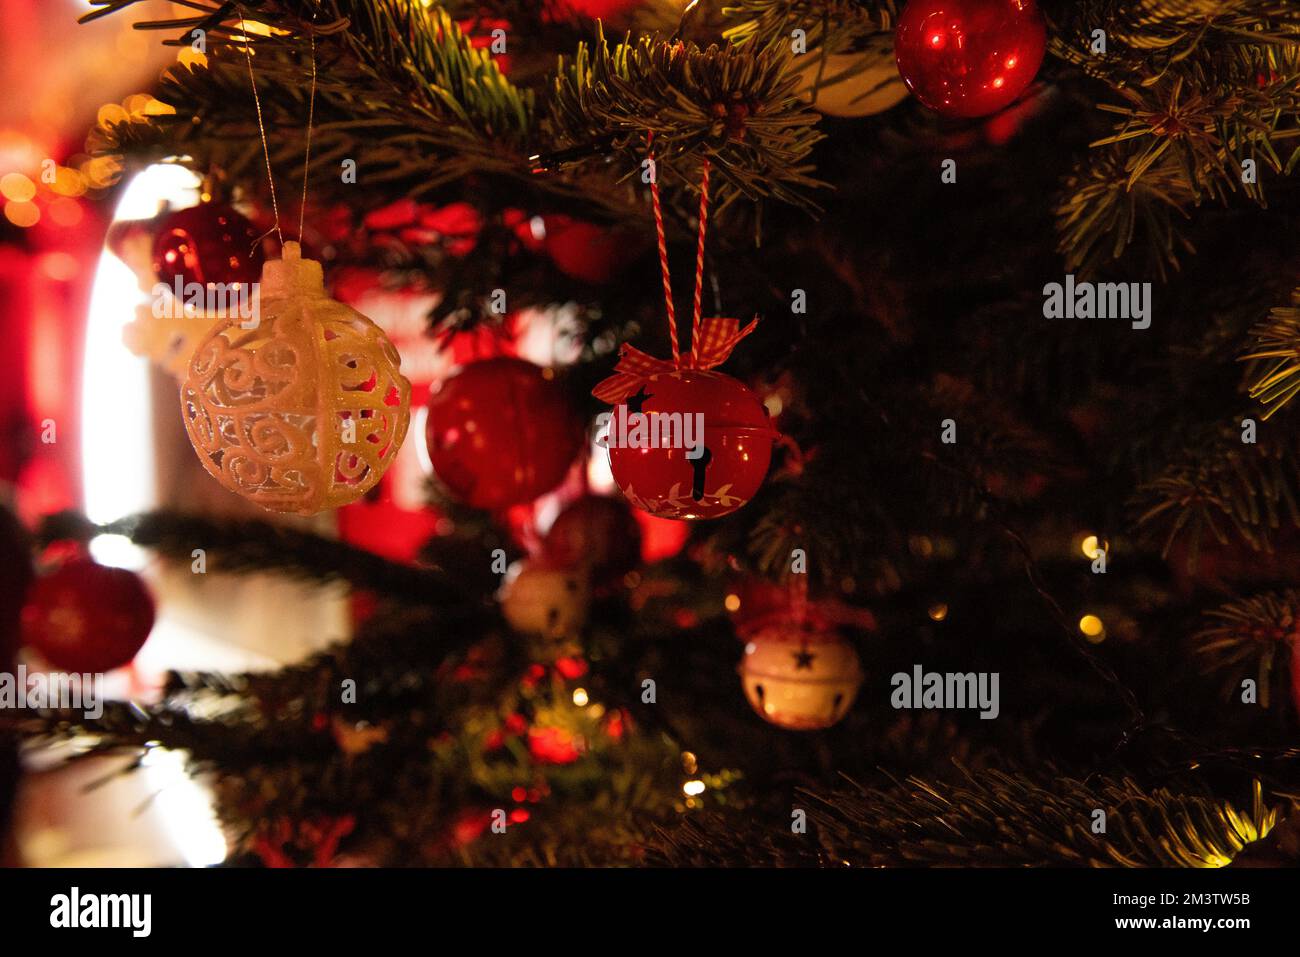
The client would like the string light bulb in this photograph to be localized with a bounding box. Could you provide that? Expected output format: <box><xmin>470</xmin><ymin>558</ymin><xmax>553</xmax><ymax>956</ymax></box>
<box><xmin>1080</xmin><ymin>535</ymin><xmax>1108</xmax><ymax>560</ymax></box>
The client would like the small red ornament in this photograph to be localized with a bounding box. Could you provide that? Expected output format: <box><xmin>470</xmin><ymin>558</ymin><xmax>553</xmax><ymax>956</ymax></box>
<box><xmin>603</xmin><ymin>368</ymin><xmax>775</xmax><ymax>520</ymax></box>
<box><xmin>894</xmin><ymin>0</ymin><xmax>1047</xmax><ymax>119</ymax></box>
<box><xmin>21</xmin><ymin>558</ymin><xmax>155</xmax><ymax>672</ymax></box>
<box><xmin>542</xmin><ymin>494</ymin><xmax>642</xmax><ymax>585</ymax></box>
<box><xmin>527</xmin><ymin>725</ymin><xmax>583</xmax><ymax>765</ymax></box>
<box><xmin>424</xmin><ymin>358</ymin><xmax>583</xmax><ymax>510</ymax></box>
<box><xmin>542</xmin><ymin>216</ymin><xmax>640</xmax><ymax>285</ymax></box>
<box><xmin>153</xmin><ymin>201</ymin><xmax>264</xmax><ymax>289</ymax></box>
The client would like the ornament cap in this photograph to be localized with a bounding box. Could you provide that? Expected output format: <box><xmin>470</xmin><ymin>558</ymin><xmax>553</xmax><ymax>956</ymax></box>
<box><xmin>261</xmin><ymin>240</ymin><xmax>325</xmax><ymax>298</ymax></box>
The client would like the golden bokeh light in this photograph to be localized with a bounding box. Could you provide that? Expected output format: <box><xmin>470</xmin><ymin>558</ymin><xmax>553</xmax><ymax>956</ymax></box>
<box><xmin>4</xmin><ymin>200</ymin><xmax>40</xmax><ymax>228</ymax></box>
<box><xmin>1078</xmin><ymin>614</ymin><xmax>1105</xmax><ymax>641</ymax></box>
<box><xmin>0</xmin><ymin>172</ymin><xmax>36</xmax><ymax>203</ymax></box>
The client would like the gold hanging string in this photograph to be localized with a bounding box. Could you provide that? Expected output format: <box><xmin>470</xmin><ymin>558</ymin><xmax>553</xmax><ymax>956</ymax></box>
<box><xmin>298</xmin><ymin>20</ymin><xmax>317</xmax><ymax>243</ymax></box>
<box><xmin>236</xmin><ymin>9</ymin><xmax>320</xmax><ymax>247</ymax></box>
<box><xmin>237</xmin><ymin>8</ymin><xmax>283</xmax><ymax>248</ymax></box>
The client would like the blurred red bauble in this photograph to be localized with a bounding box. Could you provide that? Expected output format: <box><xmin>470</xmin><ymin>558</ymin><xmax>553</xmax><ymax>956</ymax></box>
<box><xmin>606</xmin><ymin>370</ymin><xmax>775</xmax><ymax>520</ymax></box>
<box><xmin>527</xmin><ymin>725</ymin><xmax>582</xmax><ymax>765</ymax></box>
<box><xmin>152</xmin><ymin>201</ymin><xmax>264</xmax><ymax>288</ymax></box>
<box><xmin>542</xmin><ymin>216</ymin><xmax>639</xmax><ymax>285</ymax></box>
<box><xmin>726</xmin><ymin>576</ymin><xmax>795</xmax><ymax>638</ymax></box>
<box><xmin>21</xmin><ymin>558</ymin><xmax>155</xmax><ymax>672</ymax></box>
<box><xmin>546</xmin><ymin>0</ymin><xmax>642</xmax><ymax>21</ymax></box>
<box><xmin>894</xmin><ymin>0</ymin><xmax>1046</xmax><ymax>119</ymax></box>
<box><xmin>542</xmin><ymin>494</ymin><xmax>642</xmax><ymax>585</ymax></box>
<box><xmin>424</xmin><ymin>358</ymin><xmax>583</xmax><ymax>510</ymax></box>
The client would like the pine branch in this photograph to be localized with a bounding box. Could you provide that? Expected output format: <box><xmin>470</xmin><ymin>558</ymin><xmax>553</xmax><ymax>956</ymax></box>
<box><xmin>650</xmin><ymin>768</ymin><xmax>1289</xmax><ymax>867</ymax></box>
<box><xmin>1049</xmin><ymin>2</ymin><xmax>1300</xmax><ymax>273</ymax></box>
<box><xmin>1130</xmin><ymin>422</ymin><xmax>1300</xmax><ymax>567</ymax></box>
<box><xmin>99</xmin><ymin>511</ymin><xmax>461</xmax><ymax>606</ymax></box>
<box><xmin>79</xmin><ymin>1</ymin><xmax>828</xmax><ymax>223</ymax></box>
<box><xmin>1245</xmin><ymin>286</ymin><xmax>1300</xmax><ymax>417</ymax></box>
<box><xmin>1195</xmin><ymin>589</ymin><xmax>1300</xmax><ymax>711</ymax></box>
<box><xmin>722</xmin><ymin>0</ymin><xmax>896</xmax><ymax>50</ymax></box>
<box><xmin>1050</xmin><ymin>0</ymin><xmax>1300</xmax><ymax>77</ymax></box>
<box><xmin>547</xmin><ymin>28</ymin><xmax>827</xmax><ymax>212</ymax></box>
<box><xmin>84</xmin><ymin>3</ymin><xmax>542</xmax><ymax>199</ymax></box>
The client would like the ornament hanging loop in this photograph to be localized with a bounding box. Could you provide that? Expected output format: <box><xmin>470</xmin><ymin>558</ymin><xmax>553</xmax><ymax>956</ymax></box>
<box><xmin>645</xmin><ymin>133</ymin><xmax>714</xmax><ymax>366</ymax></box>
<box><xmin>236</xmin><ymin>5</ymin><xmax>319</xmax><ymax>248</ymax></box>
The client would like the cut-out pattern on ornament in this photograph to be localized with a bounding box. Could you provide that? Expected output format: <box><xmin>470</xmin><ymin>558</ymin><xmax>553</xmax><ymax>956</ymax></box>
<box><xmin>616</xmin><ymin>480</ymin><xmax>746</xmax><ymax>520</ymax></box>
<box><xmin>181</xmin><ymin>243</ymin><xmax>411</xmax><ymax>515</ymax></box>
<box><xmin>689</xmin><ymin>445</ymin><xmax>713</xmax><ymax>502</ymax></box>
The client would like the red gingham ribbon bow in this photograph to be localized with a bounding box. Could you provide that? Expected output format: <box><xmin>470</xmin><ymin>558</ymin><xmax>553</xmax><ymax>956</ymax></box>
<box><xmin>592</xmin><ymin>315</ymin><xmax>758</xmax><ymax>405</ymax></box>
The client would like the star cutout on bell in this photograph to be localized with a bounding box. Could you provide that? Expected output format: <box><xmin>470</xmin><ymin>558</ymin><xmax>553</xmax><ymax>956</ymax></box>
<box><xmin>625</xmin><ymin>386</ymin><xmax>653</xmax><ymax>414</ymax></box>
<box><xmin>792</xmin><ymin>647</ymin><xmax>816</xmax><ymax>670</ymax></box>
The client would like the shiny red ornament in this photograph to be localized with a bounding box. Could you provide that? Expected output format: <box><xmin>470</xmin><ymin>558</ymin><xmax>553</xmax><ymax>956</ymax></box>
<box><xmin>424</xmin><ymin>358</ymin><xmax>583</xmax><ymax>510</ymax></box>
<box><xmin>605</xmin><ymin>370</ymin><xmax>775</xmax><ymax>520</ymax></box>
<box><xmin>21</xmin><ymin>558</ymin><xmax>155</xmax><ymax>672</ymax></box>
<box><xmin>542</xmin><ymin>494</ymin><xmax>642</xmax><ymax>586</ymax></box>
<box><xmin>894</xmin><ymin>0</ymin><xmax>1047</xmax><ymax>119</ymax></box>
<box><xmin>152</xmin><ymin>201</ymin><xmax>264</xmax><ymax>289</ymax></box>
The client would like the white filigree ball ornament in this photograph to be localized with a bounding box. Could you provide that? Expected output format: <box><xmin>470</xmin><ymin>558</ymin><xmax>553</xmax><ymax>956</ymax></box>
<box><xmin>180</xmin><ymin>242</ymin><xmax>411</xmax><ymax>514</ymax></box>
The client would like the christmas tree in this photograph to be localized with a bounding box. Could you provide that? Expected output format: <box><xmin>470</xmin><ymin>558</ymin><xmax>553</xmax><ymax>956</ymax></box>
<box><xmin>6</xmin><ymin>0</ymin><xmax>1300</xmax><ymax>870</ymax></box>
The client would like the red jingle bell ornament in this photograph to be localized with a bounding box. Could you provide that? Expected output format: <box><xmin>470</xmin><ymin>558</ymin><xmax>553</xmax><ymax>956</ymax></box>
<box><xmin>592</xmin><ymin>145</ymin><xmax>777</xmax><ymax>520</ymax></box>
<box><xmin>21</xmin><ymin>557</ymin><xmax>155</xmax><ymax>673</ymax></box>
<box><xmin>425</xmin><ymin>358</ymin><xmax>583</xmax><ymax>510</ymax></box>
<box><xmin>599</xmin><ymin>365</ymin><xmax>774</xmax><ymax>519</ymax></box>
<box><xmin>153</xmin><ymin>200</ymin><xmax>265</xmax><ymax>289</ymax></box>
<box><xmin>894</xmin><ymin>0</ymin><xmax>1047</xmax><ymax>119</ymax></box>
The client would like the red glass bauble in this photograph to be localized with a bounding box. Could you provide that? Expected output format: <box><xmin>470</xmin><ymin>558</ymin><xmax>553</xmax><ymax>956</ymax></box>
<box><xmin>21</xmin><ymin>558</ymin><xmax>155</xmax><ymax>672</ymax></box>
<box><xmin>152</xmin><ymin>202</ymin><xmax>264</xmax><ymax>288</ymax></box>
<box><xmin>424</xmin><ymin>358</ymin><xmax>583</xmax><ymax>510</ymax></box>
<box><xmin>606</xmin><ymin>370</ymin><xmax>775</xmax><ymax>520</ymax></box>
<box><xmin>894</xmin><ymin>0</ymin><xmax>1046</xmax><ymax>119</ymax></box>
<box><xmin>542</xmin><ymin>494</ymin><xmax>642</xmax><ymax>585</ymax></box>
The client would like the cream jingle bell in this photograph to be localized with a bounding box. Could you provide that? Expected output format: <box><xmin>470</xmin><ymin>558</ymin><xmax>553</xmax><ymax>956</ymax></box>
<box><xmin>180</xmin><ymin>241</ymin><xmax>411</xmax><ymax>514</ymax></box>
<box><xmin>500</xmin><ymin>561</ymin><xmax>591</xmax><ymax>640</ymax></box>
<box><xmin>740</xmin><ymin>619</ymin><xmax>863</xmax><ymax>731</ymax></box>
